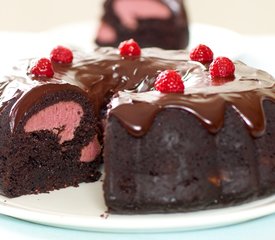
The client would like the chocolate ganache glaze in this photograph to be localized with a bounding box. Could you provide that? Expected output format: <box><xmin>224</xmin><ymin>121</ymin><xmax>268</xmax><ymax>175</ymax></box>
<box><xmin>1</xmin><ymin>47</ymin><xmax>274</xmax><ymax>136</ymax></box>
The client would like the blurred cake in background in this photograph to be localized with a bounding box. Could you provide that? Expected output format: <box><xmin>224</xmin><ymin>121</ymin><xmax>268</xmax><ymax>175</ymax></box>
<box><xmin>95</xmin><ymin>0</ymin><xmax>189</xmax><ymax>50</ymax></box>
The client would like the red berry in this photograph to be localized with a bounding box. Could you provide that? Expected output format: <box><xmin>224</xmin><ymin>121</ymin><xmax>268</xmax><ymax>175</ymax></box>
<box><xmin>118</xmin><ymin>39</ymin><xmax>141</xmax><ymax>57</ymax></box>
<box><xmin>50</xmin><ymin>46</ymin><xmax>73</xmax><ymax>64</ymax></box>
<box><xmin>190</xmin><ymin>44</ymin><xmax>214</xmax><ymax>63</ymax></box>
<box><xmin>30</xmin><ymin>58</ymin><xmax>54</xmax><ymax>78</ymax></box>
<box><xmin>154</xmin><ymin>70</ymin><xmax>184</xmax><ymax>93</ymax></box>
<box><xmin>209</xmin><ymin>57</ymin><xmax>235</xmax><ymax>78</ymax></box>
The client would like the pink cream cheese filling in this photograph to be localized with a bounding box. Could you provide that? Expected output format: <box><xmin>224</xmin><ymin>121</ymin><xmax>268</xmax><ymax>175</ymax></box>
<box><xmin>80</xmin><ymin>135</ymin><xmax>101</xmax><ymax>162</ymax></box>
<box><xmin>24</xmin><ymin>101</ymin><xmax>101</xmax><ymax>162</ymax></box>
<box><xmin>114</xmin><ymin>0</ymin><xmax>171</xmax><ymax>30</ymax></box>
<box><xmin>24</xmin><ymin>101</ymin><xmax>83</xmax><ymax>143</ymax></box>
<box><xmin>97</xmin><ymin>22</ymin><xmax>117</xmax><ymax>43</ymax></box>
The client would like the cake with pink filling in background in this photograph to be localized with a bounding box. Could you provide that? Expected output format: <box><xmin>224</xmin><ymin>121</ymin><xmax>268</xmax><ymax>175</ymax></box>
<box><xmin>95</xmin><ymin>0</ymin><xmax>189</xmax><ymax>49</ymax></box>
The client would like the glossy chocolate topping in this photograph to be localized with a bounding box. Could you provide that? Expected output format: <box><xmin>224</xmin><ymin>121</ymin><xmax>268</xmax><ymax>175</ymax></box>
<box><xmin>1</xmin><ymin>47</ymin><xmax>274</xmax><ymax>137</ymax></box>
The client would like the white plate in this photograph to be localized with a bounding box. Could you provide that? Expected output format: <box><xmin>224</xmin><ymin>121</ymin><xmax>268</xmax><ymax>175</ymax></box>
<box><xmin>0</xmin><ymin>23</ymin><xmax>275</xmax><ymax>233</ymax></box>
<box><xmin>1</xmin><ymin>178</ymin><xmax>275</xmax><ymax>233</ymax></box>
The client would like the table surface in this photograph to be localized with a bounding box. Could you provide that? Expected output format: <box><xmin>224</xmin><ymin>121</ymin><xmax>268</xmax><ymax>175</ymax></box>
<box><xmin>0</xmin><ymin>23</ymin><xmax>275</xmax><ymax>239</ymax></box>
<box><xmin>1</xmin><ymin>213</ymin><xmax>275</xmax><ymax>240</ymax></box>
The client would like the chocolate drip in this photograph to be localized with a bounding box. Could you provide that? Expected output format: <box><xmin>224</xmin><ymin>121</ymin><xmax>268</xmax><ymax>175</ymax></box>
<box><xmin>0</xmin><ymin>47</ymin><xmax>274</xmax><ymax>137</ymax></box>
<box><xmin>110</xmin><ymin>90</ymin><xmax>273</xmax><ymax>138</ymax></box>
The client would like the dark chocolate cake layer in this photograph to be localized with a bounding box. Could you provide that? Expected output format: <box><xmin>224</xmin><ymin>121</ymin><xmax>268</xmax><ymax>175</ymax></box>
<box><xmin>96</xmin><ymin>0</ymin><xmax>189</xmax><ymax>49</ymax></box>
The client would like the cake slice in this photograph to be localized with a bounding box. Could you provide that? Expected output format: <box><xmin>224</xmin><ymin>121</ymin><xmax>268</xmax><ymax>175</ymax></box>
<box><xmin>0</xmin><ymin>50</ymin><xmax>102</xmax><ymax>197</ymax></box>
<box><xmin>96</xmin><ymin>0</ymin><xmax>189</xmax><ymax>49</ymax></box>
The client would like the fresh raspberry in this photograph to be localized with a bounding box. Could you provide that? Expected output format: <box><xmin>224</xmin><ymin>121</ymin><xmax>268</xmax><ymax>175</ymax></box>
<box><xmin>190</xmin><ymin>44</ymin><xmax>214</xmax><ymax>63</ymax></box>
<box><xmin>50</xmin><ymin>46</ymin><xmax>73</xmax><ymax>64</ymax></box>
<box><xmin>30</xmin><ymin>58</ymin><xmax>54</xmax><ymax>78</ymax></box>
<box><xmin>118</xmin><ymin>39</ymin><xmax>141</xmax><ymax>57</ymax></box>
<box><xmin>154</xmin><ymin>70</ymin><xmax>184</xmax><ymax>93</ymax></box>
<box><xmin>209</xmin><ymin>57</ymin><xmax>235</xmax><ymax>78</ymax></box>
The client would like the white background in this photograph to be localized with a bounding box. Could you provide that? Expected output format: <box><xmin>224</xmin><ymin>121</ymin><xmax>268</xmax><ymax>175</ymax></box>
<box><xmin>0</xmin><ymin>0</ymin><xmax>274</xmax><ymax>34</ymax></box>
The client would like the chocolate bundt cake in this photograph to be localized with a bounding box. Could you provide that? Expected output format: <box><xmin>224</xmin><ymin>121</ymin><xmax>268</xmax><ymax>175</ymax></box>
<box><xmin>95</xmin><ymin>0</ymin><xmax>189</xmax><ymax>49</ymax></box>
<box><xmin>1</xmin><ymin>42</ymin><xmax>275</xmax><ymax>216</ymax></box>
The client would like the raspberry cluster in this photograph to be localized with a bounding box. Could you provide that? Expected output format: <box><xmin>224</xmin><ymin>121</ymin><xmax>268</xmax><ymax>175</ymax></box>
<box><xmin>190</xmin><ymin>44</ymin><xmax>235</xmax><ymax>78</ymax></box>
<box><xmin>30</xmin><ymin>46</ymin><xmax>74</xmax><ymax>78</ymax></box>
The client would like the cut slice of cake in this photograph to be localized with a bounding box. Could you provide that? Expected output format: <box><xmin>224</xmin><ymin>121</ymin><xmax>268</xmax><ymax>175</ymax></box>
<box><xmin>0</xmin><ymin>49</ymin><xmax>102</xmax><ymax>197</ymax></box>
